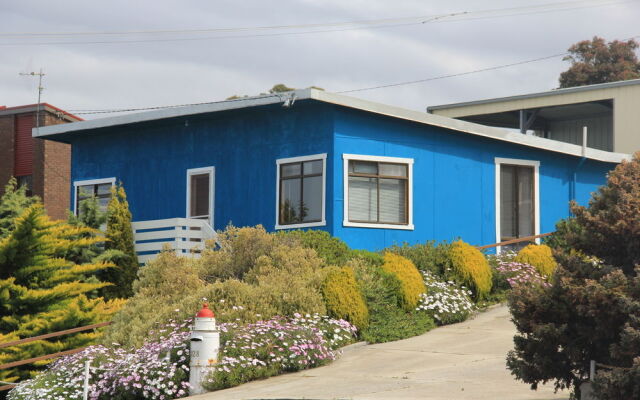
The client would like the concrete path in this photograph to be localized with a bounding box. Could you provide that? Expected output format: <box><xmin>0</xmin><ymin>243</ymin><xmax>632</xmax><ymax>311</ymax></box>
<box><xmin>191</xmin><ymin>305</ymin><xmax>568</xmax><ymax>400</ymax></box>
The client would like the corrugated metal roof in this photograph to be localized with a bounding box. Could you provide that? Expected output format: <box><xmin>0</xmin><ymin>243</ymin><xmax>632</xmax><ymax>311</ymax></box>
<box><xmin>426</xmin><ymin>79</ymin><xmax>640</xmax><ymax>112</ymax></box>
<box><xmin>34</xmin><ymin>89</ymin><xmax>630</xmax><ymax>164</ymax></box>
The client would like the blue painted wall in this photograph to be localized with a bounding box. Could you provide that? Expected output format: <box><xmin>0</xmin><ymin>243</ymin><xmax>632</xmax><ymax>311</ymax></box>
<box><xmin>70</xmin><ymin>102</ymin><xmax>334</xmax><ymax>232</ymax></box>
<box><xmin>68</xmin><ymin>100</ymin><xmax>616</xmax><ymax>252</ymax></box>
<box><xmin>330</xmin><ymin>107</ymin><xmax>615</xmax><ymax>251</ymax></box>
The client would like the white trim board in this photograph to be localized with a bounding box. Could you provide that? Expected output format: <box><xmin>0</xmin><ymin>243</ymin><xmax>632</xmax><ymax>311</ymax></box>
<box><xmin>35</xmin><ymin>88</ymin><xmax>629</xmax><ymax>164</ymax></box>
<box><xmin>186</xmin><ymin>166</ymin><xmax>215</xmax><ymax>227</ymax></box>
<box><xmin>73</xmin><ymin>177</ymin><xmax>116</xmax><ymax>215</ymax></box>
<box><xmin>342</xmin><ymin>153</ymin><xmax>414</xmax><ymax>230</ymax></box>
<box><xmin>494</xmin><ymin>157</ymin><xmax>540</xmax><ymax>253</ymax></box>
<box><xmin>275</xmin><ymin>153</ymin><xmax>327</xmax><ymax>230</ymax></box>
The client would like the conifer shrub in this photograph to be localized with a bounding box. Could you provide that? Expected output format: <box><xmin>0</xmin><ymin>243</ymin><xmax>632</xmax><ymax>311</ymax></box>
<box><xmin>514</xmin><ymin>244</ymin><xmax>558</xmax><ymax>277</ymax></box>
<box><xmin>103</xmin><ymin>184</ymin><xmax>139</xmax><ymax>299</ymax></box>
<box><xmin>380</xmin><ymin>253</ymin><xmax>426</xmax><ymax>311</ymax></box>
<box><xmin>279</xmin><ymin>229</ymin><xmax>351</xmax><ymax>266</ymax></box>
<box><xmin>0</xmin><ymin>177</ymin><xmax>38</xmax><ymax>238</ymax></box>
<box><xmin>0</xmin><ymin>205</ymin><xmax>118</xmax><ymax>383</ymax></box>
<box><xmin>448</xmin><ymin>240</ymin><xmax>492</xmax><ymax>300</ymax></box>
<box><xmin>386</xmin><ymin>241</ymin><xmax>443</xmax><ymax>275</ymax></box>
<box><xmin>321</xmin><ymin>266</ymin><xmax>368</xmax><ymax>330</ymax></box>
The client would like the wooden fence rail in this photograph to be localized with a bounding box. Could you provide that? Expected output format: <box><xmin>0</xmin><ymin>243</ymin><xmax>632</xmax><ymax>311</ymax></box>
<box><xmin>477</xmin><ymin>232</ymin><xmax>553</xmax><ymax>250</ymax></box>
<box><xmin>0</xmin><ymin>321</ymin><xmax>111</xmax><ymax>391</ymax></box>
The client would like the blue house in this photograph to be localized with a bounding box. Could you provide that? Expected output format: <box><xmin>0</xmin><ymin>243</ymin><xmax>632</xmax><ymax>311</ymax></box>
<box><xmin>35</xmin><ymin>89</ymin><xmax>628</xmax><ymax>261</ymax></box>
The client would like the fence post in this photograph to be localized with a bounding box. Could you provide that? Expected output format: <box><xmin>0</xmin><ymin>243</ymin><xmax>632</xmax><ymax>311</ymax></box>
<box><xmin>83</xmin><ymin>360</ymin><xmax>90</xmax><ymax>400</ymax></box>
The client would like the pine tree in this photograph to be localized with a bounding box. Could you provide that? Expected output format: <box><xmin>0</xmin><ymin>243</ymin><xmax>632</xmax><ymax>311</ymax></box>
<box><xmin>0</xmin><ymin>205</ymin><xmax>122</xmax><ymax>384</ymax></box>
<box><xmin>0</xmin><ymin>178</ymin><xmax>38</xmax><ymax>238</ymax></box>
<box><xmin>102</xmin><ymin>184</ymin><xmax>139</xmax><ymax>299</ymax></box>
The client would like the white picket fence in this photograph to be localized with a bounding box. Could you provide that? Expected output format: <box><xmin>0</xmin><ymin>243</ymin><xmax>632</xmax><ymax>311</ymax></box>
<box><xmin>131</xmin><ymin>218</ymin><xmax>217</xmax><ymax>264</ymax></box>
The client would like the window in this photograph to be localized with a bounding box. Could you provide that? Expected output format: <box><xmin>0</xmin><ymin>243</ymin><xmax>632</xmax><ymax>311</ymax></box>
<box><xmin>495</xmin><ymin>158</ymin><xmax>540</xmax><ymax>251</ymax></box>
<box><xmin>16</xmin><ymin>175</ymin><xmax>33</xmax><ymax>197</ymax></box>
<box><xmin>73</xmin><ymin>178</ymin><xmax>116</xmax><ymax>215</ymax></box>
<box><xmin>187</xmin><ymin>167</ymin><xmax>214</xmax><ymax>225</ymax></box>
<box><xmin>343</xmin><ymin>154</ymin><xmax>414</xmax><ymax>230</ymax></box>
<box><xmin>276</xmin><ymin>154</ymin><xmax>326</xmax><ymax>229</ymax></box>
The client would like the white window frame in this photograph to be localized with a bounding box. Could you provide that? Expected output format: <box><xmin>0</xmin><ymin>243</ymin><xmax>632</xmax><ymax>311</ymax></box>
<box><xmin>343</xmin><ymin>154</ymin><xmax>414</xmax><ymax>230</ymax></box>
<box><xmin>275</xmin><ymin>153</ymin><xmax>327</xmax><ymax>230</ymax></box>
<box><xmin>494</xmin><ymin>157</ymin><xmax>540</xmax><ymax>253</ymax></box>
<box><xmin>73</xmin><ymin>177</ymin><xmax>116</xmax><ymax>215</ymax></box>
<box><xmin>186</xmin><ymin>166</ymin><xmax>215</xmax><ymax>227</ymax></box>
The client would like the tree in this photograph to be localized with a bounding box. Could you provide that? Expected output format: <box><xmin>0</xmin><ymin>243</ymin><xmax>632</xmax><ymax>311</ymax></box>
<box><xmin>559</xmin><ymin>36</ymin><xmax>640</xmax><ymax>88</ymax></box>
<box><xmin>0</xmin><ymin>178</ymin><xmax>38</xmax><ymax>238</ymax></box>
<box><xmin>226</xmin><ymin>84</ymin><xmax>324</xmax><ymax>100</ymax></box>
<box><xmin>102</xmin><ymin>184</ymin><xmax>139</xmax><ymax>299</ymax></box>
<box><xmin>0</xmin><ymin>205</ymin><xmax>120</xmax><ymax>384</ymax></box>
<box><xmin>507</xmin><ymin>152</ymin><xmax>640</xmax><ymax>398</ymax></box>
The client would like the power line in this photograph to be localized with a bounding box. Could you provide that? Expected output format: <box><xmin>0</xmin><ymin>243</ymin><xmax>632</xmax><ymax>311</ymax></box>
<box><xmin>0</xmin><ymin>0</ymin><xmax>634</xmax><ymax>46</ymax></box>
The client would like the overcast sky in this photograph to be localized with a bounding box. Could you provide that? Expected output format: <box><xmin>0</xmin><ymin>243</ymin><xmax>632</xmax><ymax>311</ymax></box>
<box><xmin>1</xmin><ymin>0</ymin><xmax>638</xmax><ymax>119</ymax></box>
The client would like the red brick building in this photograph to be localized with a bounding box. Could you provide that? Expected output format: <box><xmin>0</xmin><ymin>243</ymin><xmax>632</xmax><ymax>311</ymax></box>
<box><xmin>0</xmin><ymin>104</ymin><xmax>81</xmax><ymax>220</ymax></box>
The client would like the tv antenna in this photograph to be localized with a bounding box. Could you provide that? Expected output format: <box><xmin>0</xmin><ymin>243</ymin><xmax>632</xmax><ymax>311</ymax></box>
<box><xmin>19</xmin><ymin>68</ymin><xmax>45</xmax><ymax>131</ymax></box>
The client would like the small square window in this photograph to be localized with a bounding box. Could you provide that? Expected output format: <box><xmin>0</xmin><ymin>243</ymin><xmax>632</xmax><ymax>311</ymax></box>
<box><xmin>276</xmin><ymin>154</ymin><xmax>326</xmax><ymax>229</ymax></box>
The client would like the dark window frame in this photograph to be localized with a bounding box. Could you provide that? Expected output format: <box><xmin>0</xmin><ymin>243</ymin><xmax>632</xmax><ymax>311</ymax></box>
<box><xmin>347</xmin><ymin>160</ymin><xmax>409</xmax><ymax>225</ymax></box>
<box><xmin>75</xmin><ymin>182</ymin><xmax>113</xmax><ymax>216</ymax></box>
<box><xmin>278</xmin><ymin>159</ymin><xmax>324</xmax><ymax>226</ymax></box>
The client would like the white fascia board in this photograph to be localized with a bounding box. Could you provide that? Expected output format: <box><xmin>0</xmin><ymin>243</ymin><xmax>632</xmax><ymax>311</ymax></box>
<box><xmin>309</xmin><ymin>89</ymin><xmax>630</xmax><ymax>164</ymax></box>
<box><xmin>34</xmin><ymin>90</ymin><xmax>314</xmax><ymax>138</ymax></box>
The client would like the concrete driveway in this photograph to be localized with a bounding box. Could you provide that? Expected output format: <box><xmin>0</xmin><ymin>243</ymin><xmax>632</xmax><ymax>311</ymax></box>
<box><xmin>191</xmin><ymin>305</ymin><xmax>569</xmax><ymax>400</ymax></box>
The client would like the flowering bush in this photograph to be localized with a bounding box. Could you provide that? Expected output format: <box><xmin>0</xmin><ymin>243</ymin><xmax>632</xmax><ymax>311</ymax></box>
<box><xmin>202</xmin><ymin>314</ymin><xmax>356</xmax><ymax>391</ymax></box>
<box><xmin>494</xmin><ymin>260</ymin><xmax>550</xmax><ymax>289</ymax></box>
<box><xmin>416</xmin><ymin>271</ymin><xmax>476</xmax><ymax>325</ymax></box>
<box><xmin>8</xmin><ymin>320</ymin><xmax>192</xmax><ymax>400</ymax></box>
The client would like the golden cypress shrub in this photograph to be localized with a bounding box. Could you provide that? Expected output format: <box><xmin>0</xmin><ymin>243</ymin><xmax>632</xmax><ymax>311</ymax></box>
<box><xmin>515</xmin><ymin>244</ymin><xmax>558</xmax><ymax>277</ymax></box>
<box><xmin>448</xmin><ymin>240</ymin><xmax>492</xmax><ymax>299</ymax></box>
<box><xmin>321</xmin><ymin>266</ymin><xmax>369</xmax><ymax>330</ymax></box>
<box><xmin>380</xmin><ymin>253</ymin><xmax>426</xmax><ymax>311</ymax></box>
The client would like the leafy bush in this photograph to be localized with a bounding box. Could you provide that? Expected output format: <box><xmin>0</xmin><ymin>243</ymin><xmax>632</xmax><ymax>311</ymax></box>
<box><xmin>321</xmin><ymin>266</ymin><xmax>368</xmax><ymax>330</ymax></box>
<box><xmin>448</xmin><ymin>240</ymin><xmax>492</xmax><ymax>299</ymax></box>
<box><xmin>514</xmin><ymin>244</ymin><xmax>557</xmax><ymax>277</ymax></box>
<box><xmin>9</xmin><ymin>320</ymin><xmax>191</xmax><ymax>400</ymax></box>
<box><xmin>351</xmin><ymin>260</ymin><xmax>435</xmax><ymax>343</ymax></box>
<box><xmin>101</xmin><ymin>251</ymin><xmax>205</xmax><ymax>348</ymax></box>
<box><xmin>199</xmin><ymin>225</ymin><xmax>276</xmax><ymax>281</ymax></box>
<box><xmin>279</xmin><ymin>229</ymin><xmax>351</xmax><ymax>266</ymax></box>
<box><xmin>349</xmin><ymin>249</ymin><xmax>384</xmax><ymax>267</ymax></box>
<box><xmin>380</xmin><ymin>253</ymin><xmax>426</xmax><ymax>311</ymax></box>
<box><xmin>202</xmin><ymin>315</ymin><xmax>356</xmax><ymax>391</ymax></box>
<box><xmin>416</xmin><ymin>271</ymin><xmax>475</xmax><ymax>325</ymax></box>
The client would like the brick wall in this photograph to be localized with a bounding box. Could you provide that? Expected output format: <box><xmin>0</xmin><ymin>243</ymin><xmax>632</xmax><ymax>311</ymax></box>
<box><xmin>0</xmin><ymin>109</ymin><xmax>73</xmax><ymax>220</ymax></box>
<box><xmin>40</xmin><ymin>113</ymin><xmax>71</xmax><ymax>220</ymax></box>
<box><xmin>0</xmin><ymin>116</ymin><xmax>15</xmax><ymax>197</ymax></box>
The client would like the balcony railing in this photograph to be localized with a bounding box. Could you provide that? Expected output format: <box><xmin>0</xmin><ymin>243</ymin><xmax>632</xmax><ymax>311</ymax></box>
<box><xmin>131</xmin><ymin>218</ymin><xmax>217</xmax><ymax>264</ymax></box>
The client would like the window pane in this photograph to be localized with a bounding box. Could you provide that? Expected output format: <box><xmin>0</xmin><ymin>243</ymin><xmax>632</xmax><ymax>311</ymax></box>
<box><xmin>190</xmin><ymin>173</ymin><xmax>210</xmax><ymax>217</ymax></box>
<box><xmin>379</xmin><ymin>163</ymin><xmax>407</xmax><ymax>177</ymax></box>
<box><xmin>379</xmin><ymin>178</ymin><xmax>406</xmax><ymax>223</ymax></box>
<box><xmin>302</xmin><ymin>175</ymin><xmax>322</xmax><ymax>222</ymax></box>
<box><xmin>303</xmin><ymin>160</ymin><xmax>322</xmax><ymax>175</ymax></box>
<box><xmin>281</xmin><ymin>163</ymin><xmax>301</xmax><ymax>178</ymax></box>
<box><xmin>77</xmin><ymin>185</ymin><xmax>93</xmax><ymax>201</ymax></box>
<box><xmin>500</xmin><ymin>165</ymin><xmax>517</xmax><ymax>240</ymax></box>
<box><xmin>96</xmin><ymin>183</ymin><xmax>111</xmax><ymax>196</ymax></box>
<box><xmin>349</xmin><ymin>161</ymin><xmax>377</xmax><ymax>175</ymax></box>
<box><xmin>98</xmin><ymin>197</ymin><xmax>110</xmax><ymax>212</ymax></box>
<box><xmin>517</xmin><ymin>167</ymin><xmax>534</xmax><ymax>237</ymax></box>
<box><xmin>280</xmin><ymin>178</ymin><xmax>301</xmax><ymax>224</ymax></box>
<box><xmin>349</xmin><ymin>176</ymin><xmax>377</xmax><ymax>222</ymax></box>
